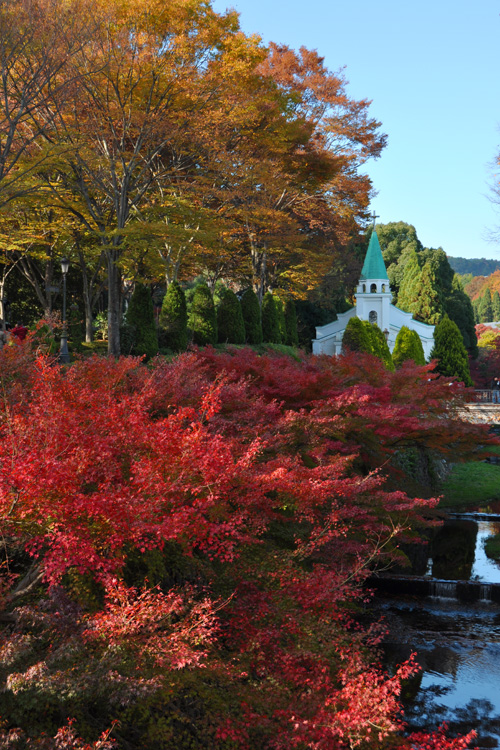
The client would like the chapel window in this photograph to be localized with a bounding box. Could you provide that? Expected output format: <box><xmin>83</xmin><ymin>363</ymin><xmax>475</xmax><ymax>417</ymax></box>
<box><xmin>370</xmin><ymin>283</ymin><xmax>377</xmax><ymax>293</ymax></box>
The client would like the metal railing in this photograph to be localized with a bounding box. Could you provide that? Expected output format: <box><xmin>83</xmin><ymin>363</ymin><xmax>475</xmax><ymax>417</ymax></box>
<box><xmin>473</xmin><ymin>390</ymin><xmax>500</xmax><ymax>403</ymax></box>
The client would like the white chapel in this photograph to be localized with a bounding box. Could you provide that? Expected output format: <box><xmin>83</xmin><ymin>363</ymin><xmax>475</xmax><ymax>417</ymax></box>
<box><xmin>311</xmin><ymin>228</ymin><xmax>435</xmax><ymax>359</ymax></box>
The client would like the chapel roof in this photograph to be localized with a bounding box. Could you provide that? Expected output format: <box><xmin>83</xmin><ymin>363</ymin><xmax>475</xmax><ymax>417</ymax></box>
<box><xmin>359</xmin><ymin>230</ymin><xmax>389</xmax><ymax>281</ymax></box>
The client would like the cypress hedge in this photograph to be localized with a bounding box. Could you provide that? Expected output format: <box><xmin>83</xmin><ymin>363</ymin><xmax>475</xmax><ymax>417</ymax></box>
<box><xmin>159</xmin><ymin>280</ymin><xmax>188</xmax><ymax>352</ymax></box>
<box><xmin>284</xmin><ymin>298</ymin><xmax>299</xmax><ymax>347</ymax></box>
<box><xmin>342</xmin><ymin>316</ymin><xmax>372</xmax><ymax>354</ymax></box>
<box><xmin>188</xmin><ymin>283</ymin><xmax>217</xmax><ymax>346</ymax></box>
<box><xmin>125</xmin><ymin>282</ymin><xmax>158</xmax><ymax>359</ymax></box>
<box><xmin>392</xmin><ymin>326</ymin><xmax>426</xmax><ymax>368</ymax></box>
<box><xmin>240</xmin><ymin>288</ymin><xmax>263</xmax><ymax>344</ymax></box>
<box><xmin>262</xmin><ymin>292</ymin><xmax>281</xmax><ymax>344</ymax></box>
<box><xmin>216</xmin><ymin>286</ymin><xmax>245</xmax><ymax>344</ymax></box>
<box><xmin>430</xmin><ymin>315</ymin><xmax>472</xmax><ymax>386</ymax></box>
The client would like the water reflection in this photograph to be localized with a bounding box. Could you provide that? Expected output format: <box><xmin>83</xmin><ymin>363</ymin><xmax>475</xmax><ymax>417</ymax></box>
<box><xmin>378</xmin><ymin>516</ymin><xmax>500</xmax><ymax>747</ymax></box>
<box><xmin>427</xmin><ymin>519</ymin><xmax>500</xmax><ymax>583</ymax></box>
<box><xmin>380</xmin><ymin>599</ymin><xmax>500</xmax><ymax>747</ymax></box>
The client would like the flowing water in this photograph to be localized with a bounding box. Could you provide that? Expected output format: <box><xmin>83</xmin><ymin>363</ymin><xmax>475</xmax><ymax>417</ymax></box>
<box><xmin>375</xmin><ymin>515</ymin><xmax>500</xmax><ymax>748</ymax></box>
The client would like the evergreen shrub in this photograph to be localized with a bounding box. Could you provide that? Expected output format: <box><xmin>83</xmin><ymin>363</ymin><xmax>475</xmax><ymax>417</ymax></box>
<box><xmin>262</xmin><ymin>292</ymin><xmax>281</xmax><ymax>344</ymax></box>
<box><xmin>215</xmin><ymin>286</ymin><xmax>245</xmax><ymax>344</ymax></box>
<box><xmin>392</xmin><ymin>326</ymin><xmax>426</xmax><ymax>368</ymax></box>
<box><xmin>125</xmin><ymin>283</ymin><xmax>158</xmax><ymax>359</ymax></box>
<box><xmin>159</xmin><ymin>280</ymin><xmax>188</xmax><ymax>352</ymax></box>
<box><xmin>430</xmin><ymin>315</ymin><xmax>472</xmax><ymax>386</ymax></box>
<box><xmin>366</xmin><ymin>322</ymin><xmax>394</xmax><ymax>370</ymax></box>
<box><xmin>342</xmin><ymin>316</ymin><xmax>372</xmax><ymax>354</ymax></box>
<box><xmin>188</xmin><ymin>283</ymin><xmax>217</xmax><ymax>346</ymax></box>
<box><xmin>284</xmin><ymin>298</ymin><xmax>299</xmax><ymax>347</ymax></box>
<box><xmin>240</xmin><ymin>288</ymin><xmax>263</xmax><ymax>344</ymax></box>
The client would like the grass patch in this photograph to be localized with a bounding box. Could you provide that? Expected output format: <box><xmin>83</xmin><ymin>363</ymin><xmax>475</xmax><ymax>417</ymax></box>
<box><xmin>439</xmin><ymin>460</ymin><xmax>500</xmax><ymax>511</ymax></box>
<box><xmin>485</xmin><ymin>533</ymin><xmax>500</xmax><ymax>561</ymax></box>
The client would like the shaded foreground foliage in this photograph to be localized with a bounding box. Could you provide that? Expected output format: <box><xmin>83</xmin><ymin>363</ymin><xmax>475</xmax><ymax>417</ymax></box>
<box><xmin>0</xmin><ymin>339</ymin><xmax>488</xmax><ymax>749</ymax></box>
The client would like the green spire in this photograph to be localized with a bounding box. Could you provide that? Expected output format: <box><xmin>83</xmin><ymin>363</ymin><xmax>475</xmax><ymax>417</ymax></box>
<box><xmin>360</xmin><ymin>230</ymin><xmax>389</xmax><ymax>281</ymax></box>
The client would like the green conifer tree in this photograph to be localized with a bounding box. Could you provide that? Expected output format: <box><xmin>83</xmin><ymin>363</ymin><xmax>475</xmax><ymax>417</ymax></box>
<box><xmin>410</xmin><ymin>261</ymin><xmax>442</xmax><ymax>324</ymax></box>
<box><xmin>444</xmin><ymin>275</ymin><xmax>478</xmax><ymax>356</ymax></box>
<box><xmin>430</xmin><ymin>315</ymin><xmax>472</xmax><ymax>386</ymax></box>
<box><xmin>68</xmin><ymin>302</ymin><xmax>84</xmax><ymax>349</ymax></box>
<box><xmin>240</xmin><ymin>288</ymin><xmax>263</xmax><ymax>345</ymax></box>
<box><xmin>284</xmin><ymin>298</ymin><xmax>299</xmax><ymax>347</ymax></box>
<box><xmin>478</xmin><ymin>288</ymin><xmax>494</xmax><ymax>323</ymax></box>
<box><xmin>342</xmin><ymin>316</ymin><xmax>373</xmax><ymax>354</ymax></box>
<box><xmin>215</xmin><ymin>286</ymin><xmax>245</xmax><ymax>344</ymax></box>
<box><xmin>125</xmin><ymin>282</ymin><xmax>158</xmax><ymax>359</ymax></box>
<box><xmin>159</xmin><ymin>280</ymin><xmax>188</xmax><ymax>352</ymax></box>
<box><xmin>493</xmin><ymin>291</ymin><xmax>500</xmax><ymax>322</ymax></box>
<box><xmin>392</xmin><ymin>326</ymin><xmax>426</xmax><ymax>368</ymax></box>
<box><xmin>397</xmin><ymin>250</ymin><xmax>421</xmax><ymax>313</ymax></box>
<box><xmin>261</xmin><ymin>292</ymin><xmax>281</xmax><ymax>344</ymax></box>
<box><xmin>366</xmin><ymin>323</ymin><xmax>394</xmax><ymax>370</ymax></box>
<box><xmin>188</xmin><ymin>283</ymin><xmax>217</xmax><ymax>346</ymax></box>
<box><xmin>275</xmin><ymin>296</ymin><xmax>286</xmax><ymax>344</ymax></box>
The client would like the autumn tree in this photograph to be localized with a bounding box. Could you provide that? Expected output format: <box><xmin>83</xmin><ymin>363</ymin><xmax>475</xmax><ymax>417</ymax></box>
<box><xmin>40</xmin><ymin>0</ymin><xmax>253</xmax><ymax>355</ymax></box>
<box><xmin>0</xmin><ymin>0</ymin><xmax>91</xmax><ymax>206</ymax></box>
<box><xmin>0</xmin><ymin>342</ymin><xmax>485</xmax><ymax>749</ymax></box>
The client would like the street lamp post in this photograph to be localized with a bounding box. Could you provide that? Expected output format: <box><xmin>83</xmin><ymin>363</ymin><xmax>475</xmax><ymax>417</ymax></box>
<box><xmin>59</xmin><ymin>256</ymin><xmax>70</xmax><ymax>364</ymax></box>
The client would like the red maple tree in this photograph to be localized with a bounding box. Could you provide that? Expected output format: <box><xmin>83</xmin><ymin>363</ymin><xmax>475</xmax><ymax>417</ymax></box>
<box><xmin>0</xmin><ymin>339</ymin><xmax>486</xmax><ymax>748</ymax></box>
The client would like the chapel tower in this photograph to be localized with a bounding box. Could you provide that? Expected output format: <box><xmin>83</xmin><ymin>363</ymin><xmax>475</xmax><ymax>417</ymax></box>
<box><xmin>354</xmin><ymin>230</ymin><xmax>392</xmax><ymax>335</ymax></box>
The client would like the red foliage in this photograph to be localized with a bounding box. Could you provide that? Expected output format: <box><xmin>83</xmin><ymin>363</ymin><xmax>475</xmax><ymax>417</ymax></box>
<box><xmin>0</xmin><ymin>345</ymin><xmax>485</xmax><ymax>748</ymax></box>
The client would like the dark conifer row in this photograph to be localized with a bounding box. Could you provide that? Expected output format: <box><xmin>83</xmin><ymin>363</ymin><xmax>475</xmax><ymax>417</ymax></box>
<box><xmin>125</xmin><ymin>281</ymin><xmax>299</xmax><ymax>355</ymax></box>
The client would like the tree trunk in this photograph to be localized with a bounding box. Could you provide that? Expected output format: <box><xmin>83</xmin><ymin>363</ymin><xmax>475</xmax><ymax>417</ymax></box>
<box><xmin>107</xmin><ymin>250</ymin><xmax>122</xmax><ymax>356</ymax></box>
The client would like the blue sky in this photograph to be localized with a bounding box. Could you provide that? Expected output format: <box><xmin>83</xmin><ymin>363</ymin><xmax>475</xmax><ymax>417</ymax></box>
<box><xmin>212</xmin><ymin>0</ymin><xmax>500</xmax><ymax>260</ymax></box>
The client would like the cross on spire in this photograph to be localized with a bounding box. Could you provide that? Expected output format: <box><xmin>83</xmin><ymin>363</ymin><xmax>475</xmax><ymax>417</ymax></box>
<box><xmin>370</xmin><ymin>211</ymin><xmax>379</xmax><ymax>229</ymax></box>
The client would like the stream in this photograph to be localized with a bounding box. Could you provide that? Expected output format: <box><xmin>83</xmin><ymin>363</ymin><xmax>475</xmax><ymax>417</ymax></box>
<box><xmin>373</xmin><ymin>515</ymin><xmax>500</xmax><ymax>748</ymax></box>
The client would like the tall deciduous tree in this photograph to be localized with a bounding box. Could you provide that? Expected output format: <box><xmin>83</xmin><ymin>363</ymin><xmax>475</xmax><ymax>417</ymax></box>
<box><xmin>43</xmin><ymin>0</ymin><xmax>247</xmax><ymax>355</ymax></box>
<box><xmin>0</xmin><ymin>0</ymin><xmax>89</xmax><ymax>205</ymax></box>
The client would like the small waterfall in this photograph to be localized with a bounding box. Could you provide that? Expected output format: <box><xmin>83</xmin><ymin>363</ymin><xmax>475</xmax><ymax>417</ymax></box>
<box><xmin>479</xmin><ymin>583</ymin><xmax>493</xmax><ymax>602</ymax></box>
<box><xmin>430</xmin><ymin>580</ymin><xmax>458</xmax><ymax>600</ymax></box>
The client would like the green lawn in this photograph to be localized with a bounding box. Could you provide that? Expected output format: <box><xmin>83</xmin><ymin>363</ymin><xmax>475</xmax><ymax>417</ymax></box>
<box><xmin>485</xmin><ymin>533</ymin><xmax>500</xmax><ymax>561</ymax></box>
<box><xmin>439</xmin><ymin>459</ymin><xmax>500</xmax><ymax>511</ymax></box>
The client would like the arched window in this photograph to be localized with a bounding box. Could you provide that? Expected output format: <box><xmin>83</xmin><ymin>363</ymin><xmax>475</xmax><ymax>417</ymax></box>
<box><xmin>369</xmin><ymin>311</ymin><xmax>377</xmax><ymax>324</ymax></box>
<box><xmin>362</xmin><ymin>284</ymin><xmax>366</xmax><ymax>293</ymax></box>
<box><xmin>370</xmin><ymin>283</ymin><xmax>377</xmax><ymax>293</ymax></box>
<box><xmin>381</xmin><ymin>284</ymin><xmax>386</xmax><ymax>293</ymax></box>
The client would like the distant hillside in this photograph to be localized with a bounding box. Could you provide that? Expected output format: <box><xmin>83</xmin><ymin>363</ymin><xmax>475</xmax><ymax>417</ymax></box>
<box><xmin>447</xmin><ymin>256</ymin><xmax>500</xmax><ymax>276</ymax></box>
